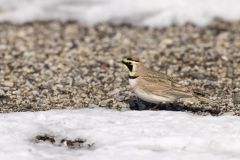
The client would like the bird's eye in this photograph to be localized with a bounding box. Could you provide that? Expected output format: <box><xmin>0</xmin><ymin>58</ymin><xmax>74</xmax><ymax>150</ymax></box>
<box><xmin>126</xmin><ymin>62</ymin><xmax>133</xmax><ymax>71</ymax></box>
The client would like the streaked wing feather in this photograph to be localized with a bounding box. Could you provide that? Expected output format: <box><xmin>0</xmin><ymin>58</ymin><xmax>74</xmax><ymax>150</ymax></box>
<box><xmin>139</xmin><ymin>76</ymin><xmax>193</xmax><ymax>99</ymax></box>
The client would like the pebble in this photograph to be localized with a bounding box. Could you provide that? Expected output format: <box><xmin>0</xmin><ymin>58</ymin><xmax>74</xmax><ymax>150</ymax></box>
<box><xmin>1</xmin><ymin>81</ymin><xmax>14</xmax><ymax>87</ymax></box>
<box><xmin>233</xmin><ymin>92</ymin><xmax>240</xmax><ymax>104</ymax></box>
<box><xmin>0</xmin><ymin>20</ymin><xmax>239</xmax><ymax>116</ymax></box>
<box><xmin>32</xmin><ymin>90</ymin><xmax>39</xmax><ymax>96</ymax></box>
<box><xmin>0</xmin><ymin>89</ymin><xmax>5</xmax><ymax>95</ymax></box>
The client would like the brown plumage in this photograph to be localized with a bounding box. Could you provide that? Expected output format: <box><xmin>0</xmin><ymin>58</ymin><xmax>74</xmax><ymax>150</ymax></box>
<box><xmin>121</xmin><ymin>57</ymin><xmax>218</xmax><ymax>106</ymax></box>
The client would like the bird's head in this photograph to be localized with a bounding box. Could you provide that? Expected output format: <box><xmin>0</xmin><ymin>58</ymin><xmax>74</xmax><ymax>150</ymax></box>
<box><xmin>121</xmin><ymin>57</ymin><xmax>142</xmax><ymax>78</ymax></box>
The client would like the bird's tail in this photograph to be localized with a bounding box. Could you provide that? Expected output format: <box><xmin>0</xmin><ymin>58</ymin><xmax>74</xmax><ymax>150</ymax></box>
<box><xmin>195</xmin><ymin>95</ymin><xmax>218</xmax><ymax>106</ymax></box>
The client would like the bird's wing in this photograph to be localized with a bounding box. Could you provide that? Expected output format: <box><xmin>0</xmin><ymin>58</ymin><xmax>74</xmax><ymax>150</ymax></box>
<box><xmin>139</xmin><ymin>76</ymin><xmax>194</xmax><ymax>100</ymax></box>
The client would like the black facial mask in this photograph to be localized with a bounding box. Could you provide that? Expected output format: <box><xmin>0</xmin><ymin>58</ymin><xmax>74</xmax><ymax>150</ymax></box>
<box><xmin>122</xmin><ymin>60</ymin><xmax>133</xmax><ymax>72</ymax></box>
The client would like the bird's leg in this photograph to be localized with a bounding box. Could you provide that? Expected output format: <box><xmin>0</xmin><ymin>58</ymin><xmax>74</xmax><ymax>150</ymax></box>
<box><xmin>151</xmin><ymin>104</ymin><xmax>159</xmax><ymax>110</ymax></box>
<box><xmin>151</xmin><ymin>103</ymin><xmax>164</xmax><ymax>110</ymax></box>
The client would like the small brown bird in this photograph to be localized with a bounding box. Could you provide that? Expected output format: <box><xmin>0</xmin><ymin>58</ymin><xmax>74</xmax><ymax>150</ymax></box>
<box><xmin>121</xmin><ymin>57</ymin><xmax>217</xmax><ymax>106</ymax></box>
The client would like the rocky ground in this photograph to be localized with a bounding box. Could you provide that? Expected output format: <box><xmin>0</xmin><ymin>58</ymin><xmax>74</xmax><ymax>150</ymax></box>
<box><xmin>0</xmin><ymin>19</ymin><xmax>239</xmax><ymax>115</ymax></box>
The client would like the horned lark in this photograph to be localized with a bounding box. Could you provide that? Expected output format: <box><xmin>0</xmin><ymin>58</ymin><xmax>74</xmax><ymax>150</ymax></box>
<box><xmin>121</xmin><ymin>57</ymin><xmax>217</xmax><ymax>106</ymax></box>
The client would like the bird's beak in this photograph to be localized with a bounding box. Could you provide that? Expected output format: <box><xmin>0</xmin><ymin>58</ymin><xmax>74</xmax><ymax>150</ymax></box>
<box><xmin>121</xmin><ymin>58</ymin><xmax>128</xmax><ymax>65</ymax></box>
<box><xmin>118</xmin><ymin>60</ymin><xmax>123</xmax><ymax>64</ymax></box>
<box><xmin>115</xmin><ymin>60</ymin><xmax>122</xmax><ymax>64</ymax></box>
<box><xmin>115</xmin><ymin>60</ymin><xmax>126</xmax><ymax>64</ymax></box>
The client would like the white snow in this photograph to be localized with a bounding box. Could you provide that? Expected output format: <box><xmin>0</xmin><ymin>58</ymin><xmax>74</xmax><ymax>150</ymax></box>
<box><xmin>1</xmin><ymin>1</ymin><xmax>240</xmax><ymax>159</ymax></box>
<box><xmin>0</xmin><ymin>0</ymin><xmax>240</xmax><ymax>26</ymax></box>
<box><xmin>1</xmin><ymin>107</ymin><xmax>240</xmax><ymax>160</ymax></box>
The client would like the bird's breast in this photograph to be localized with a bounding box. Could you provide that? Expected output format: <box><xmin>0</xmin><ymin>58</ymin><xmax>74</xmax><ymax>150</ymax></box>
<box><xmin>129</xmin><ymin>78</ymin><xmax>173</xmax><ymax>103</ymax></box>
<box><xmin>133</xmin><ymin>88</ymin><xmax>173</xmax><ymax>103</ymax></box>
<box><xmin>129</xmin><ymin>78</ymin><xmax>138</xmax><ymax>88</ymax></box>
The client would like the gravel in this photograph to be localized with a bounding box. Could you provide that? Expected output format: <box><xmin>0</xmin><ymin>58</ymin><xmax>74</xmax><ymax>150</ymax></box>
<box><xmin>0</xmin><ymin>19</ymin><xmax>239</xmax><ymax>115</ymax></box>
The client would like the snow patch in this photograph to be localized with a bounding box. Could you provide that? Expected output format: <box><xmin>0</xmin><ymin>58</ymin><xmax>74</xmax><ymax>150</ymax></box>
<box><xmin>1</xmin><ymin>107</ymin><xmax>240</xmax><ymax>160</ymax></box>
<box><xmin>0</xmin><ymin>0</ymin><xmax>240</xmax><ymax>26</ymax></box>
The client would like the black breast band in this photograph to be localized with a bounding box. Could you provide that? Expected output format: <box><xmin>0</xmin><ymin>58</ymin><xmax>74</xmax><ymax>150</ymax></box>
<box><xmin>129</xmin><ymin>75</ymin><xmax>138</xmax><ymax>79</ymax></box>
